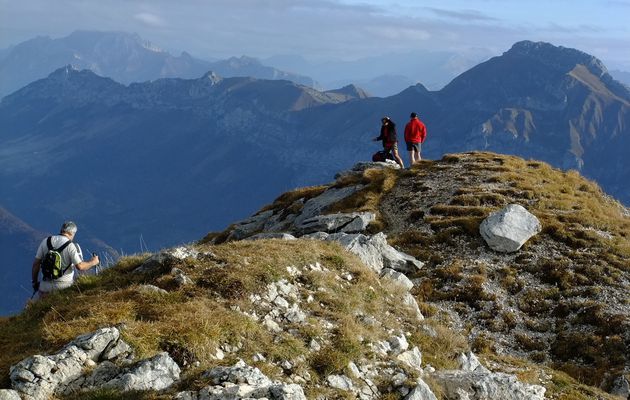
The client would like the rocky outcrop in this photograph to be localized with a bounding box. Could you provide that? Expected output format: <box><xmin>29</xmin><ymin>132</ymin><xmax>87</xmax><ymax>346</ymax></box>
<box><xmin>296</xmin><ymin>212</ymin><xmax>375</xmax><ymax>235</ymax></box>
<box><xmin>334</xmin><ymin>161</ymin><xmax>400</xmax><ymax>180</ymax></box>
<box><xmin>431</xmin><ymin>352</ymin><xmax>545</xmax><ymax>400</ymax></box>
<box><xmin>479</xmin><ymin>204</ymin><xmax>541</xmax><ymax>252</ymax></box>
<box><xmin>309</xmin><ymin>232</ymin><xmax>423</xmax><ymax>274</ymax></box>
<box><xmin>9</xmin><ymin>327</ymin><xmax>180</xmax><ymax>399</ymax></box>
<box><xmin>432</xmin><ymin>371</ymin><xmax>545</xmax><ymax>400</ymax></box>
<box><xmin>294</xmin><ymin>185</ymin><xmax>364</xmax><ymax>226</ymax></box>
<box><xmin>0</xmin><ymin>390</ymin><xmax>21</xmax><ymax>400</ymax></box>
<box><xmin>174</xmin><ymin>360</ymin><xmax>306</xmax><ymax>400</ymax></box>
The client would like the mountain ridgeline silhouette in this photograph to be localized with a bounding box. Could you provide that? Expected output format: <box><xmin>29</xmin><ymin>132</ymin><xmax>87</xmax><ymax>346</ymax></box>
<box><xmin>1</xmin><ymin>40</ymin><xmax>629</xmax><ymax>316</ymax></box>
<box><xmin>0</xmin><ymin>30</ymin><xmax>315</xmax><ymax>98</ymax></box>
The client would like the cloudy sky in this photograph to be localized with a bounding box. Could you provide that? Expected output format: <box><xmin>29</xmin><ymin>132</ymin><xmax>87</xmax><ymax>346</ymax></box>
<box><xmin>1</xmin><ymin>0</ymin><xmax>629</xmax><ymax>70</ymax></box>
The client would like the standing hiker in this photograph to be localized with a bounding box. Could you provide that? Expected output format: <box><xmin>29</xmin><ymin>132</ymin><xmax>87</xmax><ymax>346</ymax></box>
<box><xmin>404</xmin><ymin>112</ymin><xmax>427</xmax><ymax>165</ymax></box>
<box><xmin>374</xmin><ymin>116</ymin><xmax>405</xmax><ymax>168</ymax></box>
<box><xmin>31</xmin><ymin>221</ymin><xmax>99</xmax><ymax>300</ymax></box>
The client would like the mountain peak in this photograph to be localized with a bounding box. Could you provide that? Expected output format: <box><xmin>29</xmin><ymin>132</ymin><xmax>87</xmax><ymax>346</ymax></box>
<box><xmin>325</xmin><ymin>84</ymin><xmax>370</xmax><ymax>99</ymax></box>
<box><xmin>506</xmin><ymin>40</ymin><xmax>607</xmax><ymax>77</ymax></box>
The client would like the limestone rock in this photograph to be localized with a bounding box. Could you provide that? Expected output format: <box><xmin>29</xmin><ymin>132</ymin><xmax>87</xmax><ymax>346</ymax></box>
<box><xmin>405</xmin><ymin>379</ymin><xmax>438</xmax><ymax>400</ymax></box>
<box><xmin>184</xmin><ymin>360</ymin><xmax>306</xmax><ymax>400</ymax></box>
<box><xmin>457</xmin><ymin>352</ymin><xmax>490</xmax><ymax>374</ymax></box>
<box><xmin>138</xmin><ymin>284</ymin><xmax>168</xmax><ymax>295</ymax></box>
<box><xmin>135</xmin><ymin>246</ymin><xmax>199</xmax><ymax>273</ymax></box>
<box><xmin>9</xmin><ymin>327</ymin><xmax>132</xmax><ymax>399</ymax></box>
<box><xmin>334</xmin><ymin>161</ymin><xmax>401</xmax><ymax>180</ymax></box>
<box><xmin>327</xmin><ymin>374</ymin><xmax>354</xmax><ymax>391</ymax></box>
<box><xmin>432</xmin><ymin>370</ymin><xmax>545</xmax><ymax>400</ymax></box>
<box><xmin>0</xmin><ymin>390</ymin><xmax>21</xmax><ymax>400</ymax></box>
<box><xmin>297</xmin><ymin>212</ymin><xmax>375</xmax><ymax>235</ymax></box>
<box><xmin>246</xmin><ymin>232</ymin><xmax>297</xmax><ymax>241</ymax></box>
<box><xmin>203</xmin><ymin>360</ymin><xmax>272</xmax><ymax>387</ymax></box>
<box><xmin>295</xmin><ymin>185</ymin><xmax>364</xmax><ymax>226</ymax></box>
<box><xmin>102</xmin><ymin>352</ymin><xmax>180</xmax><ymax>391</ymax></box>
<box><xmin>479</xmin><ymin>204</ymin><xmax>541</xmax><ymax>252</ymax></box>
<box><xmin>397</xmin><ymin>347</ymin><xmax>423</xmax><ymax>371</ymax></box>
<box><xmin>381</xmin><ymin>268</ymin><xmax>414</xmax><ymax>291</ymax></box>
<box><xmin>317</xmin><ymin>232</ymin><xmax>423</xmax><ymax>274</ymax></box>
<box><xmin>611</xmin><ymin>375</ymin><xmax>630</xmax><ymax>398</ymax></box>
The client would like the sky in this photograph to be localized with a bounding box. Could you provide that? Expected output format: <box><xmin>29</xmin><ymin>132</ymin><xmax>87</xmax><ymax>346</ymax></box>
<box><xmin>1</xmin><ymin>0</ymin><xmax>629</xmax><ymax>70</ymax></box>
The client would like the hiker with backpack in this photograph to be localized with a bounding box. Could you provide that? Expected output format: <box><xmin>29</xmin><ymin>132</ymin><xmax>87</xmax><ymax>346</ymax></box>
<box><xmin>404</xmin><ymin>112</ymin><xmax>427</xmax><ymax>165</ymax></box>
<box><xmin>373</xmin><ymin>116</ymin><xmax>405</xmax><ymax>168</ymax></box>
<box><xmin>31</xmin><ymin>221</ymin><xmax>99</xmax><ymax>300</ymax></box>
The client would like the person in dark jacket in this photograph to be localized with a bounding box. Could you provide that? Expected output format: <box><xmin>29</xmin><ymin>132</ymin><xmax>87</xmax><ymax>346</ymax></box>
<box><xmin>404</xmin><ymin>112</ymin><xmax>427</xmax><ymax>165</ymax></box>
<box><xmin>373</xmin><ymin>116</ymin><xmax>405</xmax><ymax>168</ymax></box>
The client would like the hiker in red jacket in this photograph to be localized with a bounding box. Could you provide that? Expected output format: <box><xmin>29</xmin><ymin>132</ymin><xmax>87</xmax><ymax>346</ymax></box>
<box><xmin>404</xmin><ymin>112</ymin><xmax>427</xmax><ymax>166</ymax></box>
<box><xmin>374</xmin><ymin>116</ymin><xmax>405</xmax><ymax>168</ymax></box>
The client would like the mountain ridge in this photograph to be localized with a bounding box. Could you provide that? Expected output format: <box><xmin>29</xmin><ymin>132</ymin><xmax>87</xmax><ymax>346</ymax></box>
<box><xmin>1</xmin><ymin>153</ymin><xmax>627</xmax><ymax>399</ymax></box>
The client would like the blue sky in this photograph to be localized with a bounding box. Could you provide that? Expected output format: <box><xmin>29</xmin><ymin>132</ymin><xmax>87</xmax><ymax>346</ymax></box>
<box><xmin>1</xmin><ymin>0</ymin><xmax>629</xmax><ymax>69</ymax></box>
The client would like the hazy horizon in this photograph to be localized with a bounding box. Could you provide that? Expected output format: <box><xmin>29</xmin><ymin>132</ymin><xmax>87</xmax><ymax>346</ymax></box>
<box><xmin>1</xmin><ymin>0</ymin><xmax>629</xmax><ymax>71</ymax></box>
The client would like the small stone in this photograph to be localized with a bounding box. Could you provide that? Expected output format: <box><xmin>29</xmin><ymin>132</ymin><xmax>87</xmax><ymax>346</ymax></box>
<box><xmin>327</xmin><ymin>374</ymin><xmax>354</xmax><ymax>391</ymax></box>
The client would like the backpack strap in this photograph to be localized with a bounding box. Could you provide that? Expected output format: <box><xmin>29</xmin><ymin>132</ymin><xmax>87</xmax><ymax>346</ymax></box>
<box><xmin>46</xmin><ymin>236</ymin><xmax>53</xmax><ymax>250</ymax></box>
<box><xmin>56</xmin><ymin>239</ymin><xmax>73</xmax><ymax>253</ymax></box>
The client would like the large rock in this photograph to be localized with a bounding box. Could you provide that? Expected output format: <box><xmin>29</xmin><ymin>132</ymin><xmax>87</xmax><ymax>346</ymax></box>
<box><xmin>296</xmin><ymin>212</ymin><xmax>375</xmax><ymax>235</ymax></box>
<box><xmin>101</xmin><ymin>352</ymin><xmax>180</xmax><ymax>391</ymax></box>
<box><xmin>381</xmin><ymin>268</ymin><xmax>414</xmax><ymax>291</ymax></box>
<box><xmin>10</xmin><ymin>327</ymin><xmax>126</xmax><ymax>400</ymax></box>
<box><xmin>246</xmin><ymin>232</ymin><xmax>297</xmax><ymax>241</ymax></box>
<box><xmin>432</xmin><ymin>371</ymin><xmax>545</xmax><ymax>400</ymax></box>
<box><xmin>316</xmin><ymin>232</ymin><xmax>423</xmax><ymax>274</ymax></box>
<box><xmin>228</xmin><ymin>209</ymin><xmax>275</xmax><ymax>240</ymax></box>
<box><xmin>479</xmin><ymin>204</ymin><xmax>541</xmax><ymax>252</ymax></box>
<box><xmin>10</xmin><ymin>327</ymin><xmax>180</xmax><ymax>399</ymax></box>
<box><xmin>179</xmin><ymin>360</ymin><xmax>307</xmax><ymax>400</ymax></box>
<box><xmin>0</xmin><ymin>390</ymin><xmax>21</xmax><ymax>400</ymax></box>
<box><xmin>294</xmin><ymin>185</ymin><xmax>364</xmax><ymax>226</ymax></box>
<box><xmin>405</xmin><ymin>379</ymin><xmax>438</xmax><ymax>400</ymax></box>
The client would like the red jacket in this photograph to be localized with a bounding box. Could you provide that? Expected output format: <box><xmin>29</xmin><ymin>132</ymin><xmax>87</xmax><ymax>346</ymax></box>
<box><xmin>404</xmin><ymin>118</ymin><xmax>427</xmax><ymax>144</ymax></box>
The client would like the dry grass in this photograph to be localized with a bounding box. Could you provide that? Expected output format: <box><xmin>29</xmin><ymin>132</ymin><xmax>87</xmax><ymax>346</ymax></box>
<box><xmin>0</xmin><ymin>238</ymin><xmax>463</xmax><ymax>397</ymax></box>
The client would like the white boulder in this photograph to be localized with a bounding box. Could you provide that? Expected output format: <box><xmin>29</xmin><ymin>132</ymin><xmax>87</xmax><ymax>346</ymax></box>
<box><xmin>480</xmin><ymin>204</ymin><xmax>541</xmax><ymax>252</ymax></box>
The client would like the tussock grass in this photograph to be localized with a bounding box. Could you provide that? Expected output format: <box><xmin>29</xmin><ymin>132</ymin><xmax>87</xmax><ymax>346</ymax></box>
<box><xmin>1</xmin><ymin>238</ymin><xmax>460</xmax><ymax>396</ymax></box>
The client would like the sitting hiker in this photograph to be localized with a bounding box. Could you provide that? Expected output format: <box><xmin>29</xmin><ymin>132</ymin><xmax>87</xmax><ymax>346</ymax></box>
<box><xmin>373</xmin><ymin>116</ymin><xmax>405</xmax><ymax>168</ymax></box>
<box><xmin>31</xmin><ymin>221</ymin><xmax>99</xmax><ymax>300</ymax></box>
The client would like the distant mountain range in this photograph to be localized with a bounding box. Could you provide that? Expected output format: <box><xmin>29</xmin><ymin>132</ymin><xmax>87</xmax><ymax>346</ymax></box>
<box><xmin>265</xmin><ymin>48</ymin><xmax>493</xmax><ymax>94</ymax></box>
<box><xmin>0</xmin><ymin>30</ymin><xmax>492</xmax><ymax>99</ymax></box>
<box><xmin>0</xmin><ymin>30</ymin><xmax>315</xmax><ymax>98</ymax></box>
<box><xmin>610</xmin><ymin>69</ymin><xmax>630</xmax><ymax>87</ymax></box>
<box><xmin>1</xmin><ymin>40</ymin><xmax>629</xmax><ymax>314</ymax></box>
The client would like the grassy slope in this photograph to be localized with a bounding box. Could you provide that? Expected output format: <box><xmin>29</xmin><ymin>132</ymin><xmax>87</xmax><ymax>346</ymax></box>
<box><xmin>1</xmin><ymin>152</ymin><xmax>626</xmax><ymax>400</ymax></box>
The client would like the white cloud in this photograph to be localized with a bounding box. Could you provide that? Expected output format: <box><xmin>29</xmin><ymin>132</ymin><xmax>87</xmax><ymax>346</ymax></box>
<box><xmin>133</xmin><ymin>12</ymin><xmax>165</xmax><ymax>27</ymax></box>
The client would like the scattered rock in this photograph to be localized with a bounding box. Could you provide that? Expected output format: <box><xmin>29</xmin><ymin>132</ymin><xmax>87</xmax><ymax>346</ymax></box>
<box><xmin>314</xmin><ymin>232</ymin><xmax>423</xmax><ymax>274</ymax></box>
<box><xmin>182</xmin><ymin>360</ymin><xmax>306</xmax><ymax>400</ymax></box>
<box><xmin>611</xmin><ymin>375</ymin><xmax>630</xmax><ymax>398</ymax></box>
<box><xmin>479</xmin><ymin>204</ymin><xmax>541</xmax><ymax>252</ymax></box>
<box><xmin>100</xmin><ymin>352</ymin><xmax>180</xmax><ymax>391</ymax></box>
<box><xmin>381</xmin><ymin>268</ymin><xmax>414</xmax><ymax>291</ymax></box>
<box><xmin>171</xmin><ymin>268</ymin><xmax>193</xmax><ymax>286</ymax></box>
<box><xmin>296</xmin><ymin>212</ymin><xmax>375</xmax><ymax>235</ymax></box>
<box><xmin>9</xmin><ymin>328</ymin><xmax>182</xmax><ymax>399</ymax></box>
<box><xmin>432</xmin><ymin>370</ymin><xmax>546</xmax><ymax>400</ymax></box>
<box><xmin>137</xmin><ymin>284</ymin><xmax>168</xmax><ymax>295</ymax></box>
<box><xmin>327</xmin><ymin>374</ymin><xmax>354</xmax><ymax>391</ymax></box>
<box><xmin>246</xmin><ymin>232</ymin><xmax>297</xmax><ymax>240</ymax></box>
<box><xmin>0</xmin><ymin>390</ymin><xmax>21</xmax><ymax>400</ymax></box>
<box><xmin>405</xmin><ymin>379</ymin><xmax>438</xmax><ymax>400</ymax></box>
<box><xmin>397</xmin><ymin>347</ymin><xmax>423</xmax><ymax>371</ymax></box>
<box><xmin>294</xmin><ymin>185</ymin><xmax>364</xmax><ymax>226</ymax></box>
<box><xmin>228</xmin><ymin>209</ymin><xmax>275</xmax><ymax>240</ymax></box>
<box><xmin>457</xmin><ymin>352</ymin><xmax>490</xmax><ymax>374</ymax></box>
